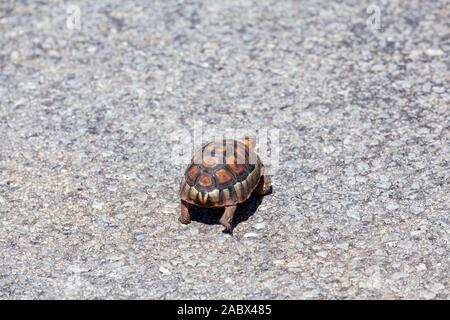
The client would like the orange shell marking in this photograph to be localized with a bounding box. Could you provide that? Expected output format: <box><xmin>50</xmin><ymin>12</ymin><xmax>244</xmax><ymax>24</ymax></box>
<box><xmin>202</xmin><ymin>156</ymin><xmax>218</xmax><ymax>168</ymax></box>
<box><xmin>198</xmin><ymin>173</ymin><xmax>213</xmax><ymax>187</ymax></box>
<box><xmin>228</xmin><ymin>162</ymin><xmax>246</xmax><ymax>175</ymax></box>
<box><xmin>187</xmin><ymin>165</ymin><xmax>199</xmax><ymax>181</ymax></box>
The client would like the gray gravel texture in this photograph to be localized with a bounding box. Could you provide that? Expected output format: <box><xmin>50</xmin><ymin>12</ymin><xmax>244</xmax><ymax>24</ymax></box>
<box><xmin>0</xmin><ymin>0</ymin><xmax>449</xmax><ymax>299</ymax></box>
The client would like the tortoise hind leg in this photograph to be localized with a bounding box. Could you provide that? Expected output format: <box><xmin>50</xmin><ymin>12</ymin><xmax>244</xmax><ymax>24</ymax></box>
<box><xmin>179</xmin><ymin>200</ymin><xmax>191</xmax><ymax>224</ymax></box>
<box><xmin>255</xmin><ymin>174</ymin><xmax>271</xmax><ymax>195</ymax></box>
<box><xmin>220</xmin><ymin>205</ymin><xmax>236</xmax><ymax>233</ymax></box>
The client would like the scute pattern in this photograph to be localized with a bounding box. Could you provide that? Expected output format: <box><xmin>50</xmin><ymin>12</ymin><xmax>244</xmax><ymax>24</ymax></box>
<box><xmin>180</xmin><ymin>139</ymin><xmax>262</xmax><ymax>207</ymax></box>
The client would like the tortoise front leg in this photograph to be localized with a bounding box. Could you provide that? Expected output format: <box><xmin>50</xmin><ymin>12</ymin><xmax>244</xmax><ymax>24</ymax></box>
<box><xmin>255</xmin><ymin>174</ymin><xmax>271</xmax><ymax>195</ymax></box>
<box><xmin>219</xmin><ymin>205</ymin><xmax>236</xmax><ymax>232</ymax></box>
<box><xmin>179</xmin><ymin>200</ymin><xmax>191</xmax><ymax>224</ymax></box>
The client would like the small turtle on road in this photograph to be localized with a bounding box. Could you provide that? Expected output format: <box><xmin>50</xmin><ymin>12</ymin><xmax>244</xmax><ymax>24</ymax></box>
<box><xmin>179</xmin><ymin>137</ymin><xmax>271</xmax><ymax>231</ymax></box>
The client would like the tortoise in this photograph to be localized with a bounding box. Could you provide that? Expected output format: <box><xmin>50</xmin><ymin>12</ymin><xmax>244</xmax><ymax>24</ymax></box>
<box><xmin>179</xmin><ymin>137</ymin><xmax>271</xmax><ymax>231</ymax></box>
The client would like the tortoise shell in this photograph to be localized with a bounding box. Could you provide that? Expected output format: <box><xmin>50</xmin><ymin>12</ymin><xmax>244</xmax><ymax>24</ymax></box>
<box><xmin>179</xmin><ymin>139</ymin><xmax>262</xmax><ymax>207</ymax></box>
